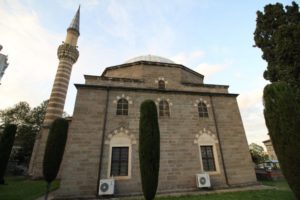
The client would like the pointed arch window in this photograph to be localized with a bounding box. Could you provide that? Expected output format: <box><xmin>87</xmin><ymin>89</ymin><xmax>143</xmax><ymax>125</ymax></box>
<box><xmin>159</xmin><ymin>100</ymin><xmax>170</xmax><ymax>117</ymax></box>
<box><xmin>158</xmin><ymin>80</ymin><xmax>165</xmax><ymax>89</ymax></box>
<box><xmin>116</xmin><ymin>98</ymin><xmax>128</xmax><ymax>115</ymax></box>
<box><xmin>198</xmin><ymin>102</ymin><xmax>208</xmax><ymax>118</ymax></box>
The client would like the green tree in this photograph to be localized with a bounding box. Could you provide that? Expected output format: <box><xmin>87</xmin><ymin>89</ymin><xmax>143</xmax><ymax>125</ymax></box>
<box><xmin>0</xmin><ymin>102</ymin><xmax>31</xmax><ymax>125</ymax></box>
<box><xmin>255</xmin><ymin>3</ymin><xmax>300</xmax><ymax>199</ymax></box>
<box><xmin>254</xmin><ymin>2</ymin><xmax>300</xmax><ymax>97</ymax></box>
<box><xmin>43</xmin><ymin>118</ymin><xmax>69</xmax><ymax>200</ymax></box>
<box><xmin>249</xmin><ymin>143</ymin><xmax>268</xmax><ymax>164</ymax></box>
<box><xmin>30</xmin><ymin>100</ymin><xmax>48</xmax><ymax>130</ymax></box>
<box><xmin>263</xmin><ymin>82</ymin><xmax>300</xmax><ymax>199</ymax></box>
<box><xmin>0</xmin><ymin>101</ymin><xmax>48</xmax><ymax>165</ymax></box>
<box><xmin>0</xmin><ymin>124</ymin><xmax>17</xmax><ymax>184</ymax></box>
<box><xmin>139</xmin><ymin>100</ymin><xmax>160</xmax><ymax>200</ymax></box>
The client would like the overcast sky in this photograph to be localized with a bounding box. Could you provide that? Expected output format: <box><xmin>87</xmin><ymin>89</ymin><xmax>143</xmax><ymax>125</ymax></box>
<box><xmin>0</xmin><ymin>0</ymin><xmax>293</xmax><ymax>147</ymax></box>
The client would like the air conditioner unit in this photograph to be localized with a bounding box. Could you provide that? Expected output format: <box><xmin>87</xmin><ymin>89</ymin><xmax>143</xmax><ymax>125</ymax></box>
<box><xmin>196</xmin><ymin>173</ymin><xmax>211</xmax><ymax>188</ymax></box>
<box><xmin>99</xmin><ymin>179</ymin><xmax>115</xmax><ymax>195</ymax></box>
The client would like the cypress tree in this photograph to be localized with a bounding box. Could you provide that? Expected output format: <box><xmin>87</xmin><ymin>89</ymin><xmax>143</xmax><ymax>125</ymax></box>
<box><xmin>263</xmin><ymin>82</ymin><xmax>300</xmax><ymax>199</ymax></box>
<box><xmin>139</xmin><ymin>100</ymin><xmax>160</xmax><ymax>200</ymax></box>
<box><xmin>0</xmin><ymin>124</ymin><xmax>17</xmax><ymax>184</ymax></box>
<box><xmin>254</xmin><ymin>2</ymin><xmax>300</xmax><ymax>98</ymax></box>
<box><xmin>43</xmin><ymin>118</ymin><xmax>69</xmax><ymax>200</ymax></box>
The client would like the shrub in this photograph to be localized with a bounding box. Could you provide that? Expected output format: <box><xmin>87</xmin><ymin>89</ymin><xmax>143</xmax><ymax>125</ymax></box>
<box><xmin>263</xmin><ymin>82</ymin><xmax>300</xmax><ymax>199</ymax></box>
<box><xmin>139</xmin><ymin>100</ymin><xmax>160</xmax><ymax>200</ymax></box>
<box><xmin>0</xmin><ymin>124</ymin><xmax>17</xmax><ymax>184</ymax></box>
<box><xmin>43</xmin><ymin>118</ymin><xmax>68</xmax><ymax>199</ymax></box>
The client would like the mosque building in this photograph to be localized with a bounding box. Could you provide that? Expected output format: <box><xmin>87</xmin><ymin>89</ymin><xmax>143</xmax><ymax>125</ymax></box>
<box><xmin>30</xmin><ymin>7</ymin><xmax>257</xmax><ymax>199</ymax></box>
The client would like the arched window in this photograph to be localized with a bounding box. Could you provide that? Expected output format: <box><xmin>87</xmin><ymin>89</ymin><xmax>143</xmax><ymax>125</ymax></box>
<box><xmin>158</xmin><ymin>80</ymin><xmax>165</xmax><ymax>89</ymax></box>
<box><xmin>116</xmin><ymin>98</ymin><xmax>128</xmax><ymax>115</ymax></box>
<box><xmin>159</xmin><ymin>100</ymin><xmax>170</xmax><ymax>117</ymax></box>
<box><xmin>195</xmin><ymin>130</ymin><xmax>220</xmax><ymax>174</ymax></box>
<box><xmin>198</xmin><ymin>102</ymin><xmax>208</xmax><ymax>117</ymax></box>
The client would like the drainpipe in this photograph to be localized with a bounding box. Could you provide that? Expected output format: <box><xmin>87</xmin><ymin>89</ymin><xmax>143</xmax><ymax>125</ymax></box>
<box><xmin>210</xmin><ymin>95</ymin><xmax>229</xmax><ymax>186</ymax></box>
<box><xmin>96</xmin><ymin>87</ymin><xmax>110</xmax><ymax>197</ymax></box>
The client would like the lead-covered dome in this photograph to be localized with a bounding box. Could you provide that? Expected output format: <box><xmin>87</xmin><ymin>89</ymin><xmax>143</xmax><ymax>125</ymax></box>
<box><xmin>125</xmin><ymin>55</ymin><xmax>175</xmax><ymax>64</ymax></box>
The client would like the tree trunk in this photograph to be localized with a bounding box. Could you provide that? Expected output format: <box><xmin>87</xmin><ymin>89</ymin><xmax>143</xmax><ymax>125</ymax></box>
<box><xmin>45</xmin><ymin>182</ymin><xmax>51</xmax><ymax>200</ymax></box>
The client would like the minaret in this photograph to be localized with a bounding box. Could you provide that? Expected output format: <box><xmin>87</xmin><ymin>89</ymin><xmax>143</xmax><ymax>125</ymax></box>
<box><xmin>44</xmin><ymin>7</ymin><xmax>80</xmax><ymax>125</ymax></box>
<box><xmin>29</xmin><ymin>7</ymin><xmax>80</xmax><ymax>178</ymax></box>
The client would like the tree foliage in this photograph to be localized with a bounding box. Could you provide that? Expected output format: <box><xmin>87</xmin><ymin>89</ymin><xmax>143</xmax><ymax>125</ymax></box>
<box><xmin>0</xmin><ymin>101</ymin><xmax>48</xmax><ymax>165</ymax></box>
<box><xmin>256</xmin><ymin>3</ymin><xmax>300</xmax><ymax>198</ymax></box>
<box><xmin>254</xmin><ymin>1</ymin><xmax>300</xmax><ymax>96</ymax></box>
<box><xmin>43</xmin><ymin>118</ymin><xmax>68</xmax><ymax>183</ymax></box>
<box><xmin>249</xmin><ymin>143</ymin><xmax>268</xmax><ymax>164</ymax></box>
<box><xmin>43</xmin><ymin>118</ymin><xmax>68</xmax><ymax>200</ymax></box>
<box><xmin>0</xmin><ymin>102</ymin><xmax>31</xmax><ymax>126</ymax></box>
<box><xmin>0</xmin><ymin>124</ymin><xmax>17</xmax><ymax>184</ymax></box>
<box><xmin>263</xmin><ymin>82</ymin><xmax>300</xmax><ymax>199</ymax></box>
<box><xmin>139</xmin><ymin>100</ymin><xmax>160</xmax><ymax>200</ymax></box>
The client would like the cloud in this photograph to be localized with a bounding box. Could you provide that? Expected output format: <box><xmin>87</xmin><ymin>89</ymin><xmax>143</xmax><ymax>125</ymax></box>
<box><xmin>194</xmin><ymin>62</ymin><xmax>226</xmax><ymax>77</ymax></box>
<box><xmin>191</xmin><ymin>50</ymin><xmax>205</xmax><ymax>59</ymax></box>
<box><xmin>0</xmin><ymin>1</ymin><xmax>62</xmax><ymax>109</ymax></box>
<box><xmin>234</xmin><ymin>72</ymin><xmax>242</xmax><ymax>79</ymax></box>
<box><xmin>238</xmin><ymin>89</ymin><xmax>263</xmax><ymax>110</ymax></box>
<box><xmin>172</xmin><ymin>50</ymin><xmax>205</xmax><ymax>65</ymax></box>
<box><xmin>237</xmin><ymin>89</ymin><xmax>269</xmax><ymax>147</ymax></box>
<box><xmin>242</xmin><ymin>108</ymin><xmax>269</xmax><ymax>148</ymax></box>
<box><xmin>99</xmin><ymin>0</ymin><xmax>135</xmax><ymax>45</ymax></box>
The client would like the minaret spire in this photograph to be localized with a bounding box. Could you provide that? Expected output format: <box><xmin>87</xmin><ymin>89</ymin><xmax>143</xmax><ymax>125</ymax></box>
<box><xmin>65</xmin><ymin>5</ymin><xmax>80</xmax><ymax>47</ymax></box>
<box><xmin>68</xmin><ymin>5</ymin><xmax>80</xmax><ymax>35</ymax></box>
<box><xmin>29</xmin><ymin>7</ymin><xmax>81</xmax><ymax>178</ymax></box>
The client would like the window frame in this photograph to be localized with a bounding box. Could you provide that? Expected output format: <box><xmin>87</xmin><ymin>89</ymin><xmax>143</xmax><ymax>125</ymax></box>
<box><xmin>198</xmin><ymin>102</ymin><xmax>209</xmax><ymax>118</ymax></box>
<box><xmin>198</xmin><ymin>143</ymin><xmax>220</xmax><ymax>175</ymax></box>
<box><xmin>116</xmin><ymin>98</ymin><xmax>129</xmax><ymax>116</ymax></box>
<box><xmin>110</xmin><ymin>146</ymin><xmax>129</xmax><ymax>177</ymax></box>
<box><xmin>158</xmin><ymin>80</ymin><xmax>166</xmax><ymax>89</ymax></box>
<box><xmin>200</xmin><ymin>145</ymin><xmax>216</xmax><ymax>172</ymax></box>
<box><xmin>196</xmin><ymin>132</ymin><xmax>221</xmax><ymax>175</ymax></box>
<box><xmin>107</xmin><ymin>134</ymin><xmax>132</xmax><ymax>180</ymax></box>
<box><xmin>159</xmin><ymin>100</ymin><xmax>170</xmax><ymax>117</ymax></box>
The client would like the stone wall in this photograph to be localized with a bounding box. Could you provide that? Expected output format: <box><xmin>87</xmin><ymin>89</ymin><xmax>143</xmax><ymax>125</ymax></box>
<box><xmin>84</xmin><ymin>63</ymin><xmax>229</xmax><ymax>94</ymax></box>
<box><xmin>181</xmin><ymin>69</ymin><xmax>203</xmax><ymax>84</ymax></box>
<box><xmin>56</xmin><ymin>86</ymin><xmax>256</xmax><ymax>198</ymax></box>
<box><xmin>101</xmin><ymin>90</ymin><xmax>228</xmax><ymax>194</ymax></box>
<box><xmin>211</xmin><ymin>96</ymin><xmax>257</xmax><ymax>186</ymax></box>
<box><xmin>104</xmin><ymin>64</ymin><xmax>143</xmax><ymax>79</ymax></box>
<box><xmin>56</xmin><ymin>60</ymin><xmax>256</xmax><ymax>198</ymax></box>
<box><xmin>57</xmin><ymin>88</ymin><xmax>108</xmax><ymax>197</ymax></box>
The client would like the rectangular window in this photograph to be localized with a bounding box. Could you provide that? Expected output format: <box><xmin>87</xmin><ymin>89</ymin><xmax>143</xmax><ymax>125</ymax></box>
<box><xmin>111</xmin><ymin>147</ymin><xmax>129</xmax><ymax>176</ymax></box>
<box><xmin>200</xmin><ymin>146</ymin><xmax>216</xmax><ymax>171</ymax></box>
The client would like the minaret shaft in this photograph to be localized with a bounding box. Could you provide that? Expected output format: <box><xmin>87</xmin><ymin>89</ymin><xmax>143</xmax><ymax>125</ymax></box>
<box><xmin>29</xmin><ymin>7</ymin><xmax>80</xmax><ymax>178</ymax></box>
<box><xmin>65</xmin><ymin>29</ymin><xmax>79</xmax><ymax>46</ymax></box>
<box><xmin>43</xmin><ymin>43</ymin><xmax>79</xmax><ymax>125</ymax></box>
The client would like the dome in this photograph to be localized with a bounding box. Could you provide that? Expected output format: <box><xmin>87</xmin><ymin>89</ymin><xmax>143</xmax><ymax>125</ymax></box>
<box><xmin>125</xmin><ymin>55</ymin><xmax>175</xmax><ymax>64</ymax></box>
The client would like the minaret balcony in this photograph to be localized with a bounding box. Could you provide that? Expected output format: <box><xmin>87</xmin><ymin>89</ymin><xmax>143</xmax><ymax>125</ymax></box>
<box><xmin>57</xmin><ymin>43</ymin><xmax>79</xmax><ymax>63</ymax></box>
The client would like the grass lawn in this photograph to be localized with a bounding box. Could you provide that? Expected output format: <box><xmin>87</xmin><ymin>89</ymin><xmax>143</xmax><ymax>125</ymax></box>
<box><xmin>157</xmin><ymin>180</ymin><xmax>296</xmax><ymax>200</ymax></box>
<box><xmin>0</xmin><ymin>176</ymin><xmax>59</xmax><ymax>200</ymax></box>
<box><xmin>0</xmin><ymin>176</ymin><xmax>296</xmax><ymax>200</ymax></box>
<box><xmin>158</xmin><ymin>189</ymin><xmax>295</xmax><ymax>200</ymax></box>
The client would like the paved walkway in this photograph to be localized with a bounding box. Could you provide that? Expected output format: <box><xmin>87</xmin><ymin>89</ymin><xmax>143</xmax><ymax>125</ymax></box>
<box><xmin>36</xmin><ymin>184</ymin><xmax>273</xmax><ymax>200</ymax></box>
